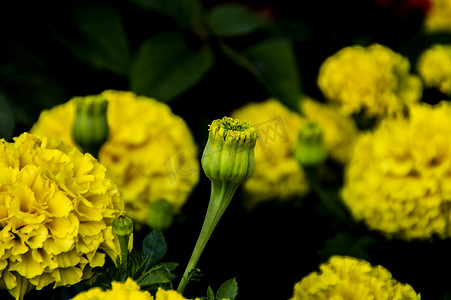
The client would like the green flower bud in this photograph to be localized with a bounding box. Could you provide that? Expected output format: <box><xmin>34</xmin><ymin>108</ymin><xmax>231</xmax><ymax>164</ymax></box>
<box><xmin>147</xmin><ymin>199</ymin><xmax>174</xmax><ymax>230</ymax></box>
<box><xmin>72</xmin><ymin>95</ymin><xmax>109</xmax><ymax>158</ymax></box>
<box><xmin>201</xmin><ymin>117</ymin><xmax>258</xmax><ymax>186</ymax></box>
<box><xmin>112</xmin><ymin>215</ymin><xmax>134</xmax><ymax>266</ymax></box>
<box><xmin>178</xmin><ymin>117</ymin><xmax>258</xmax><ymax>294</ymax></box>
<box><xmin>295</xmin><ymin>121</ymin><xmax>328</xmax><ymax>167</ymax></box>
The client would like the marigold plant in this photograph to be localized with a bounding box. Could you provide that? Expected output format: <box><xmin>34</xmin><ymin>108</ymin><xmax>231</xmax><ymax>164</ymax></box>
<box><xmin>231</xmin><ymin>99</ymin><xmax>309</xmax><ymax>207</ymax></box>
<box><xmin>417</xmin><ymin>44</ymin><xmax>451</xmax><ymax>95</ymax></box>
<box><xmin>289</xmin><ymin>256</ymin><xmax>420</xmax><ymax>299</ymax></box>
<box><xmin>0</xmin><ymin>133</ymin><xmax>124</xmax><ymax>299</ymax></box>
<box><xmin>31</xmin><ymin>90</ymin><xmax>199</xmax><ymax>227</ymax></box>
<box><xmin>342</xmin><ymin>101</ymin><xmax>451</xmax><ymax>240</ymax></box>
<box><xmin>317</xmin><ymin>43</ymin><xmax>422</xmax><ymax>118</ymax></box>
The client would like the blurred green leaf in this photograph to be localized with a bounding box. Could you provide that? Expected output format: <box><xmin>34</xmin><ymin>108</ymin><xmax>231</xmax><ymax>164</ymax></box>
<box><xmin>317</xmin><ymin>231</ymin><xmax>375</xmax><ymax>262</ymax></box>
<box><xmin>241</xmin><ymin>38</ymin><xmax>302</xmax><ymax>111</ymax></box>
<box><xmin>0</xmin><ymin>92</ymin><xmax>14</xmax><ymax>140</ymax></box>
<box><xmin>130</xmin><ymin>31</ymin><xmax>214</xmax><ymax>102</ymax></box>
<box><xmin>207</xmin><ymin>3</ymin><xmax>268</xmax><ymax>37</ymax></box>
<box><xmin>54</xmin><ymin>3</ymin><xmax>129</xmax><ymax>75</ymax></box>
<box><xmin>128</xmin><ymin>0</ymin><xmax>202</xmax><ymax>30</ymax></box>
<box><xmin>216</xmin><ymin>278</ymin><xmax>238</xmax><ymax>300</ymax></box>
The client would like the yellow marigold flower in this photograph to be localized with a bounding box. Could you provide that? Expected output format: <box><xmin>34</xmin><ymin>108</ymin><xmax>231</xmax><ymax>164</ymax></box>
<box><xmin>71</xmin><ymin>279</ymin><xmax>200</xmax><ymax>300</ymax></box>
<box><xmin>31</xmin><ymin>90</ymin><xmax>199</xmax><ymax>226</ymax></box>
<box><xmin>290</xmin><ymin>256</ymin><xmax>420</xmax><ymax>300</ymax></box>
<box><xmin>301</xmin><ymin>97</ymin><xmax>359</xmax><ymax>164</ymax></box>
<box><xmin>0</xmin><ymin>133</ymin><xmax>124</xmax><ymax>299</ymax></box>
<box><xmin>417</xmin><ymin>44</ymin><xmax>451</xmax><ymax>95</ymax></box>
<box><xmin>317</xmin><ymin>44</ymin><xmax>422</xmax><ymax>118</ymax></box>
<box><xmin>71</xmin><ymin>278</ymin><xmax>152</xmax><ymax>300</ymax></box>
<box><xmin>231</xmin><ymin>99</ymin><xmax>309</xmax><ymax>207</ymax></box>
<box><xmin>424</xmin><ymin>0</ymin><xmax>451</xmax><ymax>33</ymax></box>
<box><xmin>342</xmin><ymin>101</ymin><xmax>451</xmax><ymax>240</ymax></box>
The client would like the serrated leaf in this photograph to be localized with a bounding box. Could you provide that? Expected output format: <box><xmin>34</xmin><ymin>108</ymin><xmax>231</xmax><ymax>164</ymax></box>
<box><xmin>216</xmin><ymin>278</ymin><xmax>238</xmax><ymax>300</ymax></box>
<box><xmin>130</xmin><ymin>30</ymin><xmax>214</xmax><ymax>102</ymax></box>
<box><xmin>54</xmin><ymin>2</ymin><xmax>129</xmax><ymax>74</ymax></box>
<box><xmin>0</xmin><ymin>92</ymin><xmax>15</xmax><ymax>140</ymax></box>
<box><xmin>207</xmin><ymin>3</ymin><xmax>268</xmax><ymax>37</ymax></box>
<box><xmin>242</xmin><ymin>38</ymin><xmax>301</xmax><ymax>111</ymax></box>
<box><xmin>128</xmin><ymin>0</ymin><xmax>202</xmax><ymax>30</ymax></box>
<box><xmin>142</xmin><ymin>230</ymin><xmax>167</xmax><ymax>268</ymax></box>
<box><xmin>207</xmin><ymin>286</ymin><xmax>215</xmax><ymax>300</ymax></box>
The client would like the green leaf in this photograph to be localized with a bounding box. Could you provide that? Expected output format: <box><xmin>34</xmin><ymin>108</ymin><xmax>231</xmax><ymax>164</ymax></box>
<box><xmin>207</xmin><ymin>3</ymin><xmax>268</xmax><ymax>37</ymax></box>
<box><xmin>54</xmin><ymin>3</ymin><xmax>129</xmax><ymax>74</ymax></box>
<box><xmin>0</xmin><ymin>92</ymin><xmax>14</xmax><ymax>140</ymax></box>
<box><xmin>137</xmin><ymin>271</ymin><xmax>171</xmax><ymax>287</ymax></box>
<box><xmin>142</xmin><ymin>230</ymin><xmax>167</xmax><ymax>267</ymax></box>
<box><xmin>130</xmin><ymin>31</ymin><xmax>214</xmax><ymax>102</ymax></box>
<box><xmin>242</xmin><ymin>38</ymin><xmax>302</xmax><ymax>111</ymax></box>
<box><xmin>216</xmin><ymin>278</ymin><xmax>238</xmax><ymax>300</ymax></box>
<box><xmin>207</xmin><ymin>286</ymin><xmax>215</xmax><ymax>300</ymax></box>
<box><xmin>128</xmin><ymin>0</ymin><xmax>202</xmax><ymax>30</ymax></box>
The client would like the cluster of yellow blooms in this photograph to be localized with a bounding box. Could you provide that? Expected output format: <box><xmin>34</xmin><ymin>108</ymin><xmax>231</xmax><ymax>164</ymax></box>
<box><xmin>0</xmin><ymin>133</ymin><xmax>124</xmax><ymax>299</ymax></box>
<box><xmin>231</xmin><ymin>99</ymin><xmax>309</xmax><ymax>207</ymax></box>
<box><xmin>290</xmin><ymin>256</ymin><xmax>420</xmax><ymax>299</ymax></box>
<box><xmin>342</xmin><ymin>101</ymin><xmax>451</xmax><ymax>240</ymax></box>
<box><xmin>317</xmin><ymin>43</ymin><xmax>422</xmax><ymax>118</ymax></box>
<box><xmin>417</xmin><ymin>44</ymin><xmax>451</xmax><ymax>95</ymax></box>
<box><xmin>423</xmin><ymin>0</ymin><xmax>451</xmax><ymax>33</ymax></box>
<box><xmin>31</xmin><ymin>90</ymin><xmax>199</xmax><ymax>226</ymax></box>
<box><xmin>71</xmin><ymin>278</ymin><xmax>199</xmax><ymax>300</ymax></box>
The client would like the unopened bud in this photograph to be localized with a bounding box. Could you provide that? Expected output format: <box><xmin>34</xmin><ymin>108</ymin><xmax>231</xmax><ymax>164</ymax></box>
<box><xmin>295</xmin><ymin>122</ymin><xmax>328</xmax><ymax>166</ymax></box>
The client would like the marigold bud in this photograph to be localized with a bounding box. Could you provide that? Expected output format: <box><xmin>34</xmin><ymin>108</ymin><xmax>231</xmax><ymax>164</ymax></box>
<box><xmin>201</xmin><ymin>117</ymin><xmax>258</xmax><ymax>186</ymax></box>
<box><xmin>72</xmin><ymin>95</ymin><xmax>109</xmax><ymax>157</ymax></box>
<box><xmin>147</xmin><ymin>199</ymin><xmax>174</xmax><ymax>230</ymax></box>
<box><xmin>295</xmin><ymin>121</ymin><xmax>328</xmax><ymax>166</ymax></box>
<box><xmin>112</xmin><ymin>215</ymin><xmax>134</xmax><ymax>265</ymax></box>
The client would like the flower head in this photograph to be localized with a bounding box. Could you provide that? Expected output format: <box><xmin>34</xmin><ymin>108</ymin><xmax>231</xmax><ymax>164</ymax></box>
<box><xmin>290</xmin><ymin>256</ymin><xmax>420</xmax><ymax>299</ymax></box>
<box><xmin>31</xmin><ymin>90</ymin><xmax>199</xmax><ymax>227</ymax></box>
<box><xmin>423</xmin><ymin>0</ymin><xmax>451</xmax><ymax>33</ymax></box>
<box><xmin>0</xmin><ymin>133</ymin><xmax>124</xmax><ymax>299</ymax></box>
<box><xmin>71</xmin><ymin>278</ymin><xmax>200</xmax><ymax>300</ymax></box>
<box><xmin>201</xmin><ymin>117</ymin><xmax>258</xmax><ymax>186</ymax></box>
<box><xmin>342</xmin><ymin>101</ymin><xmax>451</xmax><ymax>240</ymax></box>
<box><xmin>417</xmin><ymin>44</ymin><xmax>451</xmax><ymax>95</ymax></box>
<box><xmin>231</xmin><ymin>99</ymin><xmax>309</xmax><ymax>207</ymax></box>
<box><xmin>317</xmin><ymin>44</ymin><xmax>422</xmax><ymax>118</ymax></box>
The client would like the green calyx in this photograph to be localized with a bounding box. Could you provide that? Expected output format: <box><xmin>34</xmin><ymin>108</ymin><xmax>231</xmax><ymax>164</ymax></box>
<box><xmin>295</xmin><ymin>121</ymin><xmax>328</xmax><ymax>167</ymax></box>
<box><xmin>72</xmin><ymin>95</ymin><xmax>109</xmax><ymax>158</ymax></box>
<box><xmin>112</xmin><ymin>215</ymin><xmax>134</xmax><ymax>266</ymax></box>
<box><xmin>202</xmin><ymin>116</ymin><xmax>258</xmax><ymax>185</ymax></box>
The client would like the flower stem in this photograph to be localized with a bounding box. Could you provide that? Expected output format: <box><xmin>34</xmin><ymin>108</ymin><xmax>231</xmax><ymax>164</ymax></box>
<box><xmin>177</xmin><ymin>181</ymin><xmax>238</xmax><ymax>294</ymax></box>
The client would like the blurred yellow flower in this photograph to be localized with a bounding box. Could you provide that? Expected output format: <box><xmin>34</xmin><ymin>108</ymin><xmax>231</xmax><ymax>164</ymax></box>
<box><xmin>231</xmin><ymin>99</ymin><xmax>309</xmax><ymax>208</ymax></box>
<box><xmin>71</xmin><ymin>278</ymin><xmax>152</xmax><ymax>300</ymax></box>
<box><xmin>301</xmin><ymin>97</ymin><xmax>359</xmax><ymax>164</ymax></box>
<box><xmin>31</xmin><ymin>90</ymin><xmax>199</xmax><ymax>227</ymax></box>
<box><xmin>417</xmin><ymin>44</ymin><xmax>451</xmax><ymax>95</ymax></box>
<box><xmin>424</xmin><ymin>0</ymin><xmax>451</xmax><ymax>33</ymax></box>
<box><xmin>342</xmin><ymin>101</ymin><xmax>451</xmax><ymax>240</ymax></box>
<box><xmin>0</xmin><ymin>133</ymin><xmax>124</xmax><ymax>299</ymax></box>
<box><xmin>71</xmin><ymin>279</ymin><xmax>199</xmax><ymax>300</ymax></box>
<box><xmin>317</xmin><ymin>44</ymin><xmax>422</xmax><ymax>118</ymax></box>
<box><xmin>289</xmin><ymin>256</ymin><xmax>420</xmax><ymax>300</ymax></box>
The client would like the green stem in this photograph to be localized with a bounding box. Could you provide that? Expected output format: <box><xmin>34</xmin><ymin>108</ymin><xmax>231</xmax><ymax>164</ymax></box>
<box><xmin>177</xmin><ymin>181</ymin><xmax>238</xmax><ymax>294</ymax></box>
<box><xmin>117</xmin><ymin>235</ymin><xmax>130</xmax><ymax>267</ymax></box>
